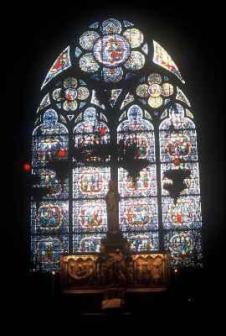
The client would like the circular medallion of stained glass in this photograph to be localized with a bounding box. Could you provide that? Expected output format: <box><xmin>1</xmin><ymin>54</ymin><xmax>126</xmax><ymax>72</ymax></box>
<box><xmin>169</xmin><ymin>233</ymin><xmax>193</xmax><ymax>257</ymax></box>
<box><xmin>166</xmin><ymin>133</ymin><xmax>191</xmax><ymax>157</ymax></box>
<box><xmin>123</xmin><ymin>28</ymin><xmax>144</xmax><ymax>48</ymax></box>
<box><xmin>93</xmin><ymin>34</ymin><xmax>130</xmax><ymax>67</ymax></box>
<box><xmin>125</xmin><ymin>204</ymin><xmax>150</xmax><ymax>226</ymax></box>
<box><xmin>79</xmin><ymin>236</ymin><xmax>101</xmax><ymax>252</ymax></box>
<box><xmin>64</xmin><ymin>88</ymin><xmax>77</xmax><ymax>101</ymax></box>
<box><xmin>148</xmin><ymin>83</ymin><xmax>162</xmax><ymax>97</ymax></box>
<box><xmin>79</xmin><ymin>53</ymin><xmax>100</xmax><ymax>73</ymax></box>
<box><xmin>79</xmin><ymin>31</ymin><xmax>100</xmax><ymax>50</ymax></box>
<box><xmin>124</xmin><ymin>51</ymin><xmax>145</xmax><ymax>70</ymax></box>
<box><xmin>148</xmin><ymin>96</ymin><xmax>163</xmax><ymax>108</ymax></box>
<box><xmin>161</xmin><ymin>83</ymin><xmax>174</xmax><ymax>96</ymax></box>
<box><xmin>77</xmin><ymin>86</ymin><xmax>90</xmax><ymax>100</ymax></box>
<box><xmin>37</xmin><ymin>238</ymin><xmax>61</xmax><ymax>264</ymax></box>
<box><xmin>38</xmin><ymin>204</ymin><xmax>63</xmax><ymax>230</ymax></box>
<box><xmin>136</xmin><ymin>84</ymin><xmax>149</xmax><ymax>98</ymax></box>
<box><xmin>52</xmin><ymin>88</ymin><xmax>62</xmax><ymax>102</ymax></box>
<box><xmin>168</xmin><ymin>199</ymin><xmax>193</xmax><ymax>226</ymax></box>
<box><xmin>63</xmin><ymin>100</ymin><xmax>78</xmax><ymax>111</ymax></box>
<box><xmin>102</xmin><ymin>18</ymin><xmax>122</xmax><ymax>34</ymax></box>
<box><xmin>63</xmin><ymin>77</ymin><xmax>78</xmax><ymax>89</ymax></box>
<box><xmin>128</xmin><ymin>234</ymin><xmax>152</xmax><ymax>251</ymax></box>
<box><xmin>148</xmin><ymin>73</ymin><xmax>162</xmax><ymax>84</ymax></box>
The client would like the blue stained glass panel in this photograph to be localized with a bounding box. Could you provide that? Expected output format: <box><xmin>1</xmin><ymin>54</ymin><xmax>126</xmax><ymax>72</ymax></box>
<box><xmin>159</xmin><ymin>129</ymin><xmax>198</xmax><ymax>163</ymax></box>
<box><xmin>31</xmin><ymin>201</ymin><xmax>69</xmax><ymax>234</ymax></box>
<box><xmin>73</xmin><ymin>200</ymin><xmax>107</xmax><ymax>233</ymax></box>
<box><xmin>119</xmin><ymin>198</ymin><xmax>158</xmax><ymax>231</ymax></box>
<box><xmin>124</xmin><ymin>232</ymin><xmax>159</xmax><ymax>252</ymax></box>
<box><xmin>73</xmin><ymin>167</ymin><xmax>111</xmax><ymax>199</ymax></box>
<box><xmin>73</xmin><ymin>234</ymin><xmax>104</xmax><ymax>252</ymax></box>
<box><xmin>118</xmin><ymin>166</ymin><xmax>157</xmax><ymax>197</ymax></box>
<box><xmin>162</xmin><ymin>196</ymin><xmax>202</xmax><ymax>229</ymax></box>
<box><xmin>164</xmin><ymin>230</ymin><xmax>202</xmax><ymax>267</ymax></box>
<box><xmin>31</xmin><ymin>235</ymin><xmax>69</xmax><ymax>271</ymax></box>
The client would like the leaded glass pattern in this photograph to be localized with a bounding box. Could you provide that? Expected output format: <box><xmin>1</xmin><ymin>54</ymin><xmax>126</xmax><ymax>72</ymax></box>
<box><xmin>159</xmin><ymin>103</ymin><xmax>202</xmax><ymax>267</ymax></box>
<box><xmin>31</xmin><ymin>17</ymin><xmax>203</xmax><ymax>271</ymax></box>
<box><xmin>117</xmin><ymin>104</ymin><xmax>158</xmax><ymax>248</ymax></box>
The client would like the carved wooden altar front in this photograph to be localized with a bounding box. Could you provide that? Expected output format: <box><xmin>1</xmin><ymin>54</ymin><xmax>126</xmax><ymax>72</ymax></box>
<box><xmin>60</xmin><ymin>252</ymin><xmax>169</xmax><ymax>292</ymax></box>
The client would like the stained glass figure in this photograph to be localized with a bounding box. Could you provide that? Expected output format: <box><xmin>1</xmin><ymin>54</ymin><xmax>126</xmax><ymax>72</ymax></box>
<box><xmin>32</xmin><ymin>110</ymin><xmax>68</xmax><ymax>167</ymax></box>
<box><xmin>73</xmin><ymin>200</ymin><xmax>107</xmax><ymax>233</ymax></box>
<box><xmin>162</xmin><ymin>196</ymin><xmax>202</xmax><ymax>229</ymax></box>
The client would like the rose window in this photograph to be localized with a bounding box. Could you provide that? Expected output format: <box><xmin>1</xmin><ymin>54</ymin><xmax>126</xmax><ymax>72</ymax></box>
<box><xmin>76</xmin><ymin>18</ymin><xmax>147</xmax><ymax>82</ymax></box>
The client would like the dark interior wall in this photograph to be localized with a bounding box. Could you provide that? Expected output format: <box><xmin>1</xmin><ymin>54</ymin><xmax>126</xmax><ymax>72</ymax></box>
<box><xmin>2</xmin><ymin>2</ymin><xmax>225</xmax><ymax>294</ymax></box>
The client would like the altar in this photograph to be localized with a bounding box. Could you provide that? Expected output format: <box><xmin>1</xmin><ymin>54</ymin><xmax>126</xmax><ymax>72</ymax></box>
<box><xmin>60</xmin><ymin>251</ymin><xmax>169</xmax><ymax>293</ymax></box>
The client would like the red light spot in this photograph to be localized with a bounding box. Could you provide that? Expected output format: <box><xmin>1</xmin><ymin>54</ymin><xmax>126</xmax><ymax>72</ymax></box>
<box><xmin>173</xmin><ymin>157</ymin><xmax>181</xmax><ymax>166</ymax></box>
<box><xmin>23</xmin><ymin>163</ymin><xmax>31</xmax><ymax>173</ymax></box>
<box><xmin>99</xmin><ymin>127</ymin><xmax>107</xmax><ymax>137</ymax></box>
<box><xmin>176</xmin><ymin>213</ymin><xmax>183</xmax><ymax>224</ymax></box>
<box><xmin>56</xmin><ymin>149</ymin><xmax>67</xmax><ymax>158</ymax></box>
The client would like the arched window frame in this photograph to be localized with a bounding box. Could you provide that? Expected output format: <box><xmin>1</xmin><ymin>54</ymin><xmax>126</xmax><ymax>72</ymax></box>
<box><xmin>31</xmin><ymin>18</ymin><xmax>202</xmax><ymax>271</ymax></box>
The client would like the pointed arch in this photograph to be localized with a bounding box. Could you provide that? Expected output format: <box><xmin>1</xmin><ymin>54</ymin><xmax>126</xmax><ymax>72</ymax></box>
<box><xmin>31</xmin><ymin>109</ymin><xmax>69</xmax><ymax>271</ymax></box>
<box><xmin>159</xmin><ymin>103</ymin><xmax>202</xmax><ymax>266</ymax></box>
<box><xmin>72</xmin><ymin>106</ymin><xmax>111</xmax><ymax>252</ymax></box>
<box><xmin>117</xmin><ymin>104</ymin><xmax>158</xmax><ymax>251</ymax></box>
<box><xmin>31</xmin><ymin>17</ymin><xmax>203</xmax><ymax>271</ymax></box>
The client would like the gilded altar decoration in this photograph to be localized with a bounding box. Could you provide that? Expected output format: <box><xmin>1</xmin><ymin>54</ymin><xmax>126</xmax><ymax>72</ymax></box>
<box><xmin>61</xmin><ymin>255</ymin><xmax>98</xmax><ymax>284</ymax></box>
<box><xmin>132</xmin><ymin>254</ymin><xmax>169</xmax><ymax>286</ymax></box>
<box><xmin>60</xmin><ymin>252</ymin><xmax>169</xmax><ymax>290</ymax></box>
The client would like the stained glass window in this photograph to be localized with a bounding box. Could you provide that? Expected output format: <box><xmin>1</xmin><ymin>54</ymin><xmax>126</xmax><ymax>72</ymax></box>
<box><xmin>159</xmin><ymin>103</ymin><xmax>202</xmax><ymax>266</ymax></box>
<box><xmin>72</xmin><ymin>105</ymin><xmax>110</xmax><ymax>252</ymax></box>
<box><xmin>117</xmin><ymin>104</ymin><xmax>159</xmax><ymax>251</ymax></box>
<box><xmin>31</xmin><ymin>17</ymin><xmax>203</xmax><ymax>271</ymax></box>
